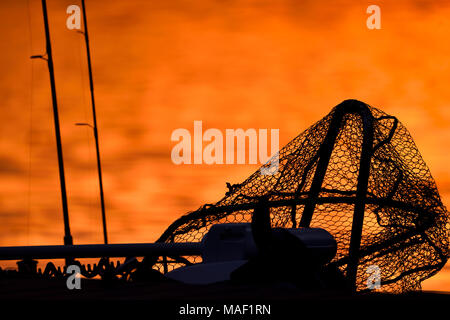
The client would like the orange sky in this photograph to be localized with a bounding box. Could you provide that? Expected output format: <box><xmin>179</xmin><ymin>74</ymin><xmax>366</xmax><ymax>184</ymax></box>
<box><xmin>0</xmin><ymin>0</ymin><xmax>449</xmax><ymax>291</ymax></box>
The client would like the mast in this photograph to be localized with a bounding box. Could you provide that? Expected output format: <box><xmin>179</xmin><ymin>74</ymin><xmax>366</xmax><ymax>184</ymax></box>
<box><xmin>81</xmin><ymin>0</ymin><xmax>108</xmax><ymax>244</ymax></box>
<box><xmin>38</xmin><ymin>0</ymin><xmax>73</xmax><ymax>246</ymax></box>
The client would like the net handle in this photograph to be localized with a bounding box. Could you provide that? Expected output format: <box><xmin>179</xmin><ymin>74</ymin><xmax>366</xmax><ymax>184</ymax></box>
<box><xmin>298</xmin><ymin>99</ymin><xmax>375</xmax><ymax>291</ymax></box>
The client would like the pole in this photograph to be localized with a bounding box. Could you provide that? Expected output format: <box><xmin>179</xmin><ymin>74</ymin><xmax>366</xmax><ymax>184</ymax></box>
<box><xmin>41</xmin><ymin>0</ymin><xmax>73</xmax><ymax>246</ymax></box>
<box><xmin>81</xmin><ymin>0</ymin><xmax>108</xmax><ymax>244</ymax></box>
<box><xmin>0</xmin><ymin>243</ymin><xmax>202</xmax><ymax>260</ymax></box>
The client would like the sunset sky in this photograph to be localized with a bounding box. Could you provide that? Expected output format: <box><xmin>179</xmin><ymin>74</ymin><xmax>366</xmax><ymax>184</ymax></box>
<box><xmin>0</xmin><ymin>0</ymin><xmax>449</xmax><ymax>291</ymax></box>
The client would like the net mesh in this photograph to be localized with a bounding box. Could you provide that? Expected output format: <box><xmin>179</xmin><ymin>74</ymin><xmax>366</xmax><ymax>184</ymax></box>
<box><xmin>159</xmin><ymin>99</ymin><xmax>449</xmax><ymax>292</ymax></box>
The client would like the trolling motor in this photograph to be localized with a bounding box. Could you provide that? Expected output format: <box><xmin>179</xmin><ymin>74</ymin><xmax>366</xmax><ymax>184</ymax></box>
<box><xmin>165</xmin><ymin>223</ymin><xmax>337</xmax><ymax>285</ymax></box>
<box><xmin>166</xmin><ymin>198</ymin><xmax>337</xmax><ymax>286</ymax></box>
<box><xmin>166</xmin><ymin>199</ymin><xmax>337</xmax><ymax>286</ymax></box>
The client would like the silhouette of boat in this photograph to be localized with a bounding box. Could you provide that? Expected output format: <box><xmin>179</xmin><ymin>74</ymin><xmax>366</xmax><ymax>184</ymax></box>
<box><xmin>0</xmin><ymin>0</ymin><xmax>449</xmax><ymax>303</ymax></box>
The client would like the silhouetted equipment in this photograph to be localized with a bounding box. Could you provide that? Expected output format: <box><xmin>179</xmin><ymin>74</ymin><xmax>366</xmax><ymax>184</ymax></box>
<box><xmin>1</xmin><ymin>100</ymin><xmax>448</xmax><ymax>293</ymax></box>
<box><xmin>34</xmin><ymin>0</ymin><xmax>73</xmax><ymax>246</ymax></box>
<box><xmin>158</xmin><ymin>99</ymin><xmax>449</xmax><ymax>292</ymax></box>
<box><xmin>164</xmin><ymin>223</ymin><xmax>336</xmax><ymax>284</ymax></box>
<box><xmin>80</xmin><ymin>0</ymin><xmax>109</xmax><ymax>245</ymax></box>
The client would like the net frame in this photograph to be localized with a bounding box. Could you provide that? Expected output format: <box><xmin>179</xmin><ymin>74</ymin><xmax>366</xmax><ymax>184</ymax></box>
<box><xmin>158</xmin><ymin>99</ymin><xmax>449</xmax><ymax>292</ymax></box>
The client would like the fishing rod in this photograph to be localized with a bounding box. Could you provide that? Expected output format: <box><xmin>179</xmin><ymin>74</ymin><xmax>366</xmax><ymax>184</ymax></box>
<box><xmin>31</xmin><ymin>0</ymin><xmax>73</xmax><ymax>247</ymax></box>
<box><xmin>76</xmin><ymin>0</ymin><xmax>109</xmax><ymax>245</ymax></box>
